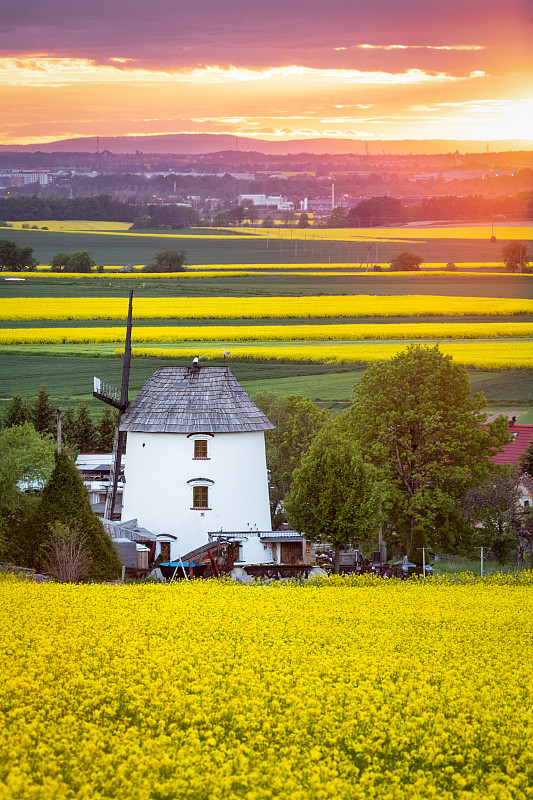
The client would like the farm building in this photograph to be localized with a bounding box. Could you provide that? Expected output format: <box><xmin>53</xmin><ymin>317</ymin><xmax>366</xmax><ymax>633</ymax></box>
<box><xmin>118</xmin><ymin>363</ymin><xmax>276</xmax><ymax>561</ymax></box>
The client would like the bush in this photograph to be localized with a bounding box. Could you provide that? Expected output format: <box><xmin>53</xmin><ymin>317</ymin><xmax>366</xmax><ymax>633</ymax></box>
<box><xmin>142</xmin><ymin>249</ymin><xmax>187</xmax><ymax>273</ymax></box>
<box><xmin>389</xmin><ymin>251</ymin><xmax>424</xmax><ymax>271</ymax></box>
<box><xmin>42</xmin><ymin>523</ymin><xmax>91</xmax><ymax>583</ymax></box>
<box><xmin>445</xmin><ymin>262</ymin><xmax>457</xmax><ymax>271</ymax></box>
<box><xmin>50</xmin><ymin>249</ymin><xmax>95</xmax><ymax>273</ymax></box>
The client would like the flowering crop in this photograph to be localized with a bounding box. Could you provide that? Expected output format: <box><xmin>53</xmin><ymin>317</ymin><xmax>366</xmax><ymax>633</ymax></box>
<box><xmin>3</xmin><ymin>265</ymin><xmax>514</xmax><ymax>278</ymax></box>
<box><xmin>6</xmin><ymin>220</ymin><xmax>132</xmax><ymax>232</ymax></box>
<box><xmin>1</xmin><ymin>321</ymin><xmax>532</xmax><ymax>345</ymax></box>
<box><xmin>1</xmin><ymin>574</ymin><xmax>532</xmax><ymax>800</ymax></box>
<box><xmin>229</xmin><ymin>224</ymin><xmax>533</xmax><ymax>242</ymax></box>
<box><xmin>1</xmin><ymin>296</ymin><xmax>531</xmax><ymax>322</ymax></box>
<box><xmin>128</xmin><ymin>341</ymin><xmax>533</xmax><ymax>368</ymax></box>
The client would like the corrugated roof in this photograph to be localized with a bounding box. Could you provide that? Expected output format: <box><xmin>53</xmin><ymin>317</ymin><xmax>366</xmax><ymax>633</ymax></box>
<box><xmin>102</xmin><ymin>518</ymin><xmax>158</xmax><ymax>542</ymax></box>
<box><xmin>491</xmin><ymin>423</ymin><xmax>533</xmax><ymax>466</ymax></box>
<box><xmin>119</xmin><ymin>365</ymin><xmax>275</xmax><ymax>434</ymax></box>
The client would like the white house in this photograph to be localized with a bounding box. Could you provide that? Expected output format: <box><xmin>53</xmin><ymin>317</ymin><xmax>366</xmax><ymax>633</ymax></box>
<box><xmin>119</xmin><ymin>363</ymin><xmax>275</xmax><ymax>560</ymax></box>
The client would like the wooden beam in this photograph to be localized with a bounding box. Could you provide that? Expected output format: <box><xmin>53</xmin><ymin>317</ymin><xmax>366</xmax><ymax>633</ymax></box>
<box><xmin>104</xmin><ymin>290</ymin><xmax>133</xmax><ymax>521</ymax></box>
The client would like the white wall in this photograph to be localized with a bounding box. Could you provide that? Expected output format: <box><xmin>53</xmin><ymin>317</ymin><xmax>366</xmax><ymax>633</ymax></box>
<box><xmin>121</xmin><ymin>431</ymin><xmax>272</xmax><ymax>557</ymax></box>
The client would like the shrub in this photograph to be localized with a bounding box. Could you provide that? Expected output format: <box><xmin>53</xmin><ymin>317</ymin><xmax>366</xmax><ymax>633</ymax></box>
<box><xmin>142</xmin><ymin>249</ymin><xmax>187</xmax><ymax>273</ymax></box>
<box><xmin>42</xmin><ymin>522</ymin><xmax>91</xmax><ymax>583</ymax></box>
<box><xmin>389</xmin><ymin>251</ymin><xmax>424</xmax><ymax>271</ymax></box>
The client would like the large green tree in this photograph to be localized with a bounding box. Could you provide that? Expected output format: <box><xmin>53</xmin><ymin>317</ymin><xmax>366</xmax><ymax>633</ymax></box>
<box><xmin>0</xmin><ymin>423</ymin><xmax>55</xmax><ymax>518</ymax></box>
<box><xmin>347</xmin><ymin>345</ymin><xmax>510</xmax><ymax>551</ymax></box>
<box><xmin>253</xmin><ymin>390</ymin><xmax>330</xmax><ymax>527</ymax></box>
<box><xmin>0</xmin><ymin>239</ymin><xmax>37</xmax><ymax>271</ymax></box>
<box><xmin>0</xmin><ymin>423</ymin><xmax>55</xmax><ymax>561</ymax></box>
<box><xmin>285</xmin><ymin>420</ymin><xmax>381</xmax><ymax>573</ymax></box>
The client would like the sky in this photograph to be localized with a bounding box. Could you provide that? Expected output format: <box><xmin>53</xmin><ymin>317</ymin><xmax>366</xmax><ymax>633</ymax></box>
<box><xmin>2</xmin><ymin>0</ymin><xmax>533</xmax><ymax>146</ymax></box>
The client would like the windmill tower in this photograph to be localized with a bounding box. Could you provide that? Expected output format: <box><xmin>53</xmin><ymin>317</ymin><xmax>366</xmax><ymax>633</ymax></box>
<box><xmin>118</xmin><ymin>361</ymin><xmax>274</xmax><ymax>557</ymax></box>
<box><xmin>93</xmin><ymin>290</ymin><xmax>133</xmax><ymax>519</ymax></box>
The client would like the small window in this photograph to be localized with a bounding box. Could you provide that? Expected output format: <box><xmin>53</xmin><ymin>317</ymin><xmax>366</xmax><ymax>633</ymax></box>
<box><xmin>160</xmin><ymin>542</ymin><xmax>171</xmax><ymax>561</ymax></box>
<box><xmin>193</xmin><ymin>485</ymin><xmax>209</xmax><ymax>508</ymax></box>
<box><xmin>194</xmin><ymin>440</ymin><xmax>208</xmax><ymax>459</ymax></box>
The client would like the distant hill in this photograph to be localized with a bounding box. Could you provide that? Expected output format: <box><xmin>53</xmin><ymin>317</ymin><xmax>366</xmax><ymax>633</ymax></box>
<box><xmin>2</xmin><ymin>134</ymin><xmax>532</xmax><ymax>156</ymax></box>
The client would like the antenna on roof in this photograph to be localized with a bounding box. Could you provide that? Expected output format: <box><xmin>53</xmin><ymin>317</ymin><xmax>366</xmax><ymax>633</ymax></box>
<box><xmin>93</xmin><ymin>289</ymin><xmax>133</xmax><ymax>520</ymax></box>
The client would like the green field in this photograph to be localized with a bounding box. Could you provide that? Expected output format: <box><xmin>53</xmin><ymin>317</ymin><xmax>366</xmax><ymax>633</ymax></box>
<box><xmin>1</xmin><ymin>350</ymin><xmax>531</xmax><ymax>420</ymax></box>
<box><xmin>0</xmin><ymin>226</ymin><xmax>526</xmax><ymax>268</ymax></box>
<box><xmin>2</xmin><ymin>273</ymin><xmax>532</xmax><ymax>302</ymax></box>
<box><xmin>1</xmin><ymin>224</ymin><xmax>531</xmax><ymax>420</ymax></box>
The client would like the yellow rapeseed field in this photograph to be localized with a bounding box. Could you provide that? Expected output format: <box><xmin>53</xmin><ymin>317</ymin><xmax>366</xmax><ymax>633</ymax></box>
<box><xmin>230</xmin><ymin>224</ymin><xmax>533</xmax><ymax>242</ymax></box>
<box><xmin>127</xmin><ymin>341</ymin><xmax>533</xmax><ymax>368</ymax></box>
<box><xmin>4</xmin><ymin>220</ymin><xmax>132</xmax><ymax>232</ymax></box>
<box><xmin>8</xmin><ymin>265</ymin><xmax>513</xmax><ymax>278</ymax></box>
<box><xmin>1</xmin><ymin>574</ymin><xmax>532</xmax><ymax>800</ymax></box>
<box><xmin>2</xmin><ymin>322</ymin><xmax>532</xmax><ymax>346</ymax></box>
<box><xmin>1</xmin><ymin>296</ymin><xmax>532</xmax><ymax>322</ymax></box>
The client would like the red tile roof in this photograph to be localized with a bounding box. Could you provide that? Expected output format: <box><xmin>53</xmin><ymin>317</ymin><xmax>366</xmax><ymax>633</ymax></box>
<box><xmin>491</xmin><ymin>423</ymin><xmax>533</xmax><ymax>466</ymax></box>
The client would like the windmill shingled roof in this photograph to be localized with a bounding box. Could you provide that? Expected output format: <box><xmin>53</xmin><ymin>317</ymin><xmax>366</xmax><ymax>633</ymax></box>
<box><xmin>119</xmin><ymin>366</ymin><xmax>275</xmax><ymax>434</ymax></box>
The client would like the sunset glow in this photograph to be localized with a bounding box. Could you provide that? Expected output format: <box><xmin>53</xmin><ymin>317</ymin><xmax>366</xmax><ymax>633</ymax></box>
<box><xmin>2</xmin><ymin>0</ymin><xmax>532</xmax><ymax>146</ymax></box>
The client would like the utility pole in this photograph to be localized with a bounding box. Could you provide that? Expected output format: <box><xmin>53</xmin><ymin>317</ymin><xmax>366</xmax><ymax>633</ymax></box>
<box><xmin>93</xmin><ymin>290</ymin><xmax>134</xmax><ymax>520</ymax></box>
<box><xmin>475</xmin><ymin>546</ymin><xmax>485</xmax><ymax>578</ymax></box>
<box><xmin>417</xmin><ymin>547</ymin><xmax>428</xmax><ymax>577</ymax></box>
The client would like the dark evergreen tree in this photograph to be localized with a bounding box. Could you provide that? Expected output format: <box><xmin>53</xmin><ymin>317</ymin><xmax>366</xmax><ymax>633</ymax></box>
<box><xmin>96</xmin><ymin>407</ymin><xmax>118</xmax><ymax>452</ymax></box>
<box><xmin>31</xmin><ymin>385</ymin><xmax>56</xmax><ymax>437</ymax></box>
<box><xmin>408</xmin><ymin>525</ymin><xmax>428</xmax><ymax>567</ymax></box>
<box><xmin>73</xmin><ymin>402</ymin><xmax>97</xmax><ymax>452</ymax></box>
<box><xmin>61</xmin><ymin>407</ymin><xmax>77</xmax><ymax>452</ymax></box>
<box><xmin>31</xmin><ymin>451</ymin><xmax>122</xmax><ymax>580</ymax></box>
<box><xmin>3</xmin><ymin>389</ymin><xmax>28</xmax><ymax>428</ymax></box>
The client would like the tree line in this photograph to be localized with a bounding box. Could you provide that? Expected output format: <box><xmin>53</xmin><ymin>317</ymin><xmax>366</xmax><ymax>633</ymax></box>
<box><xmin>2</xmin><ymin>386</ymin><xmax>117</xmax><ymax>453</ymax></box>
<box><xmin>324</xmin><ymin>191</ymin><xmax>533</xmax><ymax>228</ymax></box>
<box><xmin>0</xmin><ymin>195</ymin><xmax>199</xmax><ymax>228</ymax></box>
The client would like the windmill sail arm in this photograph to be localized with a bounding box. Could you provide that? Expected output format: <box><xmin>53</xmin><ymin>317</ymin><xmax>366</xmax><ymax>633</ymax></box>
<box><xmin>93</xmin><ymin>377</ymin><xmax>127</xmax><ymax>410</ymax></box>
